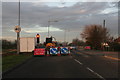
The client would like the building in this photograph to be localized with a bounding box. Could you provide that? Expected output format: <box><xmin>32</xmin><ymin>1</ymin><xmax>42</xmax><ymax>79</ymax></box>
<box><xmin>114</xmin><ymin>37</ymin><xmax>120</xmax><ymax>44</ymax></box>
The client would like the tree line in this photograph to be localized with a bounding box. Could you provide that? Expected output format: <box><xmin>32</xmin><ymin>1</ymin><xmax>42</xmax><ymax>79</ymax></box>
<box><xmin>1</xmin><ymin>24</ymin><xmax>120</xmax><ymax>51</ymax></box>
<box><xmin>71</xmin><ymin>24</ymin><xmax>120</xmax><ymax>51</ymax></box>
<box><xmin>1</xmin><ymin>40</ymin><xmax>17</xmax><ymax>49</ymax></box>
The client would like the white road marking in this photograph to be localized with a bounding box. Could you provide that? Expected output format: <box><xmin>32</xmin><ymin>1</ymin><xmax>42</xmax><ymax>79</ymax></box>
<box><xmin>73</xmin><ymin>52</ymin><xmax>105</xmax><ymax>79</ymax></box>
<box><xmin>74</xmin><ymin>59</ymin><xmax>83</xmax><ymax>65</ymax></box>
<box><xmin>86</xmin><ymin>67</ymin><xmax>105</xmax><ymax>80</ymax></box>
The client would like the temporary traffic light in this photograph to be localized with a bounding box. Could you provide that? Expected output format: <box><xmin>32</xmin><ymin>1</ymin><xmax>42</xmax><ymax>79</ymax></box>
<box><xmin>36</xmin><ymin>34</ymin><xmax>40</xmax><ymax>43</ymax></box>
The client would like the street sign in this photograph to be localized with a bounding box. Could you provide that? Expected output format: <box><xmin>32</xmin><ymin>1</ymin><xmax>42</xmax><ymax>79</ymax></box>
<box><xmin>14</xmin><ymin>25</ymin><xmax>21</xmax><ymax>33</ymax></box>
<box><xmin>50</xmin><ymin>48</ymin><xmax>58</xmax><ymax>55</ymax></box>
<box><xmin>34</xmin><ymin>48</ymin><xmax>45</xmax><ymax>55</ymax></box>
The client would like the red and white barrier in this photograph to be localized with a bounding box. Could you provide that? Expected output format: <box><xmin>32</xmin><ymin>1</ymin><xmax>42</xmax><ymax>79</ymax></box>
<box><xmin>34</xmin><ymin>48</ymin><xmax>45</xmax><ymax>56</ymax></box>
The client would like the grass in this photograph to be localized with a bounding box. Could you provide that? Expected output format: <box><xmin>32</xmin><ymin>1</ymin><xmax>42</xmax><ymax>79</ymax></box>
<box><xmin>2</xmin><ymin>49</ymin><xmax>17</xmax><ymax>54</ymax></box>
<box><xmin>2</xmin><ymin>53</ymin><xmax>32</xmax><ymax>72</ymax></box>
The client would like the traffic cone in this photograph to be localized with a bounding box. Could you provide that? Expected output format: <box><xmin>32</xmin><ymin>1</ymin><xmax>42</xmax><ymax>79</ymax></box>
<box><xmin>68</xmin><ymin>48</ymin><xmax>71</xmax><ymax>55</ymax></box>
<box><xmin>57</xmin><ymin>51</ymin><xmax>61</xmax><ymax>56</ymax></box>
<box><xmin>46</xmin><ymin>51</ymin><xmax>50</xmax><ymax>56</ymax></box>
<box><xmin>57</xmin><ymin>47</ymin><xmax>61</xmax><ymax>56</ymax></box>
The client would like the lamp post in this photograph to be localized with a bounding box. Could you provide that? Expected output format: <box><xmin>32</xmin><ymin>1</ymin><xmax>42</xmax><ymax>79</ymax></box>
<box><xmin>16</xmin><ymin>0</ymin><xmax>21</xmax><ymax>54</ymax></box>
<box><xmin>64</xmin><ymin>28</ymin><xmax>69</xmax><ymax>46</ymax></box>
<box><xmin>64</xmin><ymin>28</ymin><xmax>66</xmax><ymax>44</ymax></box>
<box><xmin>48</xmin><ymin>20</ymin><xmax>58</xmax><ymax>38</ymax></box>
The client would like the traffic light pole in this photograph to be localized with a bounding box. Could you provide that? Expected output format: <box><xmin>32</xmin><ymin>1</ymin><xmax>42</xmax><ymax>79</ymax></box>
<box><xmin>36</xmin><ymin>34</ymin><xmax>40</xmax><ymax>44</ymax></box>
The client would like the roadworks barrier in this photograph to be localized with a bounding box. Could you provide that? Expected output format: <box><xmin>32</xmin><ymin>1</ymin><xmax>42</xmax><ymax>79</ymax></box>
<box><xmin>33</xmin><ymin>47</ymin><xmax>71</xmax><ymax>56</ymax></box>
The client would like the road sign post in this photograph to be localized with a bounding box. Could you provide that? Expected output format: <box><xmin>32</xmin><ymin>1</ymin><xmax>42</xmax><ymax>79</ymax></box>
<box><xmin>14</xmin><ymin>26</ymin><xmax>21</xmax><ymax>54</ymax></box>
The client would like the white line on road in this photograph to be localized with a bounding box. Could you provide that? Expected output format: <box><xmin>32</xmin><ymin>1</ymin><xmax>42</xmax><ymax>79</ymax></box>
<box><xmin>74</xmin><ymin>59</ymin><xmax>83</xmax><ymax>65</ymax></box>
<box><xmin>86</xmin><ymin>67</ymin><xmax>105</xmax><ymax>80</ymax></box>
<box><xmin>74</xmin><ymin>57</ymin><xmax>105</xmax><ymax>80</ymax></box>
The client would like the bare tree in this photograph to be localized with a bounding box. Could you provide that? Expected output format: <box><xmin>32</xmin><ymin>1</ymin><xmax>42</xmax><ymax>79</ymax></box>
<box><xmin>81</xmin><ymin>24</ymin><xmax>109</xmax><ymax>50</ymax></box>
<box><xmin>72</xmin><ymin>38</ymin><xmax>86</xmax><ymax>46</ymax></box>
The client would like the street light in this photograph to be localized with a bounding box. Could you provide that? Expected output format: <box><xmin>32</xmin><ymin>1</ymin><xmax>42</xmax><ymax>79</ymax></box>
<box><xmin>64</xmin><ymin>28</ymin><xmax>70</xmax><ymax>47</ymax></box>
<box><xmin>17</xmin><ymin>0</ymin><xmax>21</xmax><ymax>54</ymax></box>
<box><xmin>48</xmin><ymin>20</ymin><xmax>58</xmax><ymax>38</ymax></box>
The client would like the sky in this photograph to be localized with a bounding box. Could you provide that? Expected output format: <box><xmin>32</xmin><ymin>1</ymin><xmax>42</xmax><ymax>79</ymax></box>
<box><xmin>1</xmin><ymin>0</ymin><xmax>119</xmax><ymax>43</ymax></box>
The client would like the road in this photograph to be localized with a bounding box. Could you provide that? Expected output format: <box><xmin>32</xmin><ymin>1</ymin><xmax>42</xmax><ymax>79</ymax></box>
<box><xmin>2</xmin><ymin>50</ymin><xmax>119</xmax><ymax>79</ymax></box>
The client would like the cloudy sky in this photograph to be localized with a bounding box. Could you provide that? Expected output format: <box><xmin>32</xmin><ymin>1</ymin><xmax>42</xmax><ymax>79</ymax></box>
<box><xmin>1</xmin><ymin>0</ymin><xmax>119</xmax><ymax>43</ymax></box>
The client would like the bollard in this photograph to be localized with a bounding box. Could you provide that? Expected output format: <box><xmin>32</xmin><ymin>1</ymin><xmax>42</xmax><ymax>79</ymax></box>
<box><xmin>68</xmin><ymin>47</ymin><xmax>71</xmax><ymax>55</ymax></box>
<box><xmin>57</xmin><ymin>47</ymin><xmax>61</xmax><ymax>56</ymax></box>
<box><xmin>46</xmin><ymin>50</ymin><xmax>50</xmax><ymax>56</ymax></box>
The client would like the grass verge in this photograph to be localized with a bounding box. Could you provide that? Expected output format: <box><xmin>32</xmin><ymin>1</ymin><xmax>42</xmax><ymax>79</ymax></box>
<box><xmin>2</xmin><ymin>53</ymin><xmax>32</xmax><ymax>72</ymax></box>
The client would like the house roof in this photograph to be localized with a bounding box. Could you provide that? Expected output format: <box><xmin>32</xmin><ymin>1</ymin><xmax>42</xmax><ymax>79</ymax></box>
<box><xmin>114</xmin><ymin>37</ymin><xmax>120</xmax><ymax>42</ymax></box>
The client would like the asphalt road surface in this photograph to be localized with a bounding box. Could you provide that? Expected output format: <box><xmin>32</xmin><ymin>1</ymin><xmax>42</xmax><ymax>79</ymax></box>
<box><xmin>2</xmin><ymin>50</ymin><xmax>119</xmax><ymax>80</ymax></box>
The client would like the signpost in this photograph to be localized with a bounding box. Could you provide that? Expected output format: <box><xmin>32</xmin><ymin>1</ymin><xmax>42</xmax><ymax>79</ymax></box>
<box><xmin>14</xmin><ymin>26</ymin><xmax>21</xmax><ymax>54</ymax></box>
<box><xmin>15</xmin><ymin>0</ymin><xmax>21</xmax><ymax>54</ymax></box>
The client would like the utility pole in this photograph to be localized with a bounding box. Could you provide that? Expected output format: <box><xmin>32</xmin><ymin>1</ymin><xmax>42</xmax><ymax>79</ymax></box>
<box><xmin>103</xmin><ymin>19</ymin><xmax>106</xmax><ymax>51</ymax></box>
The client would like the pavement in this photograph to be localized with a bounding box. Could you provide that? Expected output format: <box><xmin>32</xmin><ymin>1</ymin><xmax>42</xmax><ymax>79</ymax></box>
<box><xmin>2</xmin><ymin>50</ymin><xmax>119</xmax><ymax>80</ymax></box>
<box><xmin>77</xmin><ymin>49</ymin><xmax>120</xmax><ymax>60</ymax></box>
